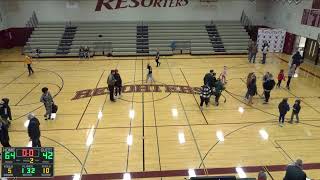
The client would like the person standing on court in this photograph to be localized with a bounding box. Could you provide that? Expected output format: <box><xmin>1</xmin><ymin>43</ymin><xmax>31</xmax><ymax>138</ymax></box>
<box><xmin>0</xmin><ymin>98</ymin><xmax>12</xmax><ymax>126</ymax></box>
<box><xmin>249</xmin><ymin>41</ymin><xmax>258</xmax><ymax>63</ymax></box>
<box><xmin>278</xmin><ymin>98</ymin><xmax>290</xmax><ymax>127</ymax></box>
<box><xmin>24</xmin><ymin>55</ymin><xmax>34</xmax><ymax>76</ymax></box>
<box><xmin>203</xmin><ymin>70</ymin><xmax>216</xmax><ymax>90</ymax></box>
<box><xmin>261</xmin><ymin>44</ymin><xmax>268</xmax><ymax>64</ymax></box>
<box><xmin>155</xmin><ymin>48</ymin><xmax>161</xmax><ymax>67</ymax></box>
<box><xmin>107</xmin><ymin>70</ymin><xmax>117</xmax><ymax>102</ymax></box>
<box><xmin>114</xmin><ymin>69</ymin><xmax>122</xmax><ymax>98</ymax></box>
<box><xmin>245</xmin><ymin>72</ymin><xmax>254</xmax><ymax>100</ymax></box>
<box><xmin>199</xmin><ymin>84</ymin><xmax>212</xmax><ymax>110</ymax></box>
<box><xmin>40</xmin><ymin>87</ymin><xmax>54</xmax><ymax>120</ymax></box>
<box><xmin>247</xmin><ymin>76</ymin><xmax>257</xmax><ymax>105</ymax></box>
<box><xmin>213</xmin><ymin>78</ymin><xmax>225</xmax><ymax>106</ymax></box>
<box><xmin>27</xmin><ymin>113</ymin><xmax>41</xmax><ymax>147</ymax></box>
<box><xmin>286</xmin><ymin>64</ymin><xmax>296</xmax><ymax>90</ymax></box>
<box><xmin>283</xmin><ymin>159</ymin><xmax>307</xmax><ymax>180</ymax></box>
<box><xmin>291</xmin><ymin>51</ymin><xmax>303</xmax><ymax>68</ymax></box>
<box><xmin>263</xmin><ymin>74</ymin><xmax>275</xmax><ymax>104</ymax></box>
<box><xmin>219</xmin><ymin>66</ymin><xmax>227</xmax><ymax>84</ymax></box>
<box><xmin>289</xmin><ymin>99</ymin><xmax>301</xmax><ymax>124</ymax></box>
<box><xmin>277</xmin><ymin>69</ymin><xmax>285</xmax><ymax>88</ymax></box>
<box><xmin>247</xmin><ymin>40</ymin><xmax>253</xmax><ymax>62</ymax></box>
<box><xmin>146</xmin><ymin>63</ymin><xmax>155</xmax><ymax>83</ymax></box>
<box><xmin>0</xmin><ymin>119</ymin><xmax>11</xmax><ymax>147</ymax></box>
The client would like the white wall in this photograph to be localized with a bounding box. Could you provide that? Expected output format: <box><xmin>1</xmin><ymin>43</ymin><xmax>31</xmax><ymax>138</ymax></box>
<box><xmin>4</xmin><ymin>0</ymin><xmax>264</xmax><ymax>27</ymax></box>
<box><xmin>265</xmin><ymin>0</ymin><xmax>319</xmax><ymax>40</ymax></box>
<box><xmin>0</xmin><ymin>0</ymin><xmax>8</xmax><ymax>30</ymax></box>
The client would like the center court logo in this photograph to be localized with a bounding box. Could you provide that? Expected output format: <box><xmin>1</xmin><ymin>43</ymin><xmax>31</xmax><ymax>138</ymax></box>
<box><xmin>71</xmin><ymin>84</ymin><xmax>200</xmax><ymax>100</ymax></box>
<box><xmin>95</xmin><ymin>0</ymin><xmax>189</xmax><ymax>11</ymax></box>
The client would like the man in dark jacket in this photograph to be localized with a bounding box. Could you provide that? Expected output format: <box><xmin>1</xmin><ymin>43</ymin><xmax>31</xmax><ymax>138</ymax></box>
<box><xmin>107</xmin><ymin>70</ymin><xmax>117</xmax><ymax>102</ymax></box>
<box><xmin>291</xmin><ymin>51</ymin><xmax>303</xmax><ymax>68</ymax></box>
<box><xmin>263</xmin><ymin>75</ymin><xmax>276</xmax><ymax>104</ymax></box>
<box><xmin>27</xmin><ymin>114</ymin><xmax>41</xmax><ymax>147</ymax></box>
<box><xmin>278</xmin><ymin>98</ymin><xmax>290</xmax><ymax>127</ymax></box>
<box><xmin>213</xmin><ymin>79</ymin><xmax>225</xmax><ymax>106</ymax></box>
<box><xmin>0</xmin><ymin>98</ymin><xmax>12</xmax><ymax>126</ymax></box>
<box><xmin>0</xmin><ymin>120</ymin><xmax>11</xmax><ymax>147</ymax></box>
<box><xmin>203</xmin><ymin>70</ymin><xmax>216</xmax><ymax>89</ymax></box>
<box><xmin>114</xmin><ymin>69</ymin><xmax>122</xmax><ymax>97</ymax></box>
<box><xmin>284</xmin><ymin>159</ymin><xmax>307</xmax><ymax>180</ymax></box>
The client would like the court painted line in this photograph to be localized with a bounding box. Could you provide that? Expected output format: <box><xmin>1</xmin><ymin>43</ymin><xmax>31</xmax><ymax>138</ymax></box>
<box><xmin>29</xmin><ymin>162</ymin><xmax>320</xmax><ymax>179</ymax></box>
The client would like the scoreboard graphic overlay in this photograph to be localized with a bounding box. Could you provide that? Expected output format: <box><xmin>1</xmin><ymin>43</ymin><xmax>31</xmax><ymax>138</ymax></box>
<box><xmin>1</xmin><ymin>147</ymin><xmax>54</xmax><ymax>178</ymax></box>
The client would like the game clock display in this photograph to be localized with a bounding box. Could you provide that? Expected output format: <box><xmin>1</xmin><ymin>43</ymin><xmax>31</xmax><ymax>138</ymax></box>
<box><xmin>1</xmin><ymin>147</ymin><xmax>54</xmax><ymax>178</ymax></box>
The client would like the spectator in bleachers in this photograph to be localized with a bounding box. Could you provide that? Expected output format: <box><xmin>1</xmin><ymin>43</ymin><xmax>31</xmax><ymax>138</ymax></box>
<box><xmin>284</xmin><ymin>159</ymin><xmax>307</xmax><ymax>180</ymax></box>
<box><xmin>170</xmin><ymin>41</ymin><xmax>176</xmax><ymax>51</ymax></box>
<box><xmin>84</xmin><ymin>46</ymin><xmax>90</xmax><ymax>59</ymax></box>
<box><xmin>79</xmin><ymin>46</ymin><xmax>84</xmax><ymax>59</ymax></box>
<box><xmin>35</xmin><ymin>48</ymin><xmax>41</xmax><ymax>58</ymax></box>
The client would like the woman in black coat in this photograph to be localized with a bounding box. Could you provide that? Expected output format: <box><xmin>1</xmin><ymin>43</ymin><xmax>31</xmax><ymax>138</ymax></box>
<box><xmin>27</xmin><ymin>114</ymin><xmax>41</xmax><ymax>147</ymax></box>
<box><xmin>0</xmin><ymin>120</ymin><xmax>11</xmax><ymax>147</ymax></box>
<box><xmin>247</xmin><ymin>77</ymin><xmax>257</xmax><ymax>104</ymax></box>
<box><xmin>0</xmin><ymin>98</ymin><xmax>12</xmax><ymax>125</ymax></box>
<box><xmin>114</xmin><ymin>69</ymin><xmax>122</xmax><ymax>97</ymax></box>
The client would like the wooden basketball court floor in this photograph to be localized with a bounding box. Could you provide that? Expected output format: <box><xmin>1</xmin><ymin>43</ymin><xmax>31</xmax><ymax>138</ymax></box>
<box><xmin>1</xmin><ymin>48</ymin><xmax>320</xmax><ymax>179</ymax></box>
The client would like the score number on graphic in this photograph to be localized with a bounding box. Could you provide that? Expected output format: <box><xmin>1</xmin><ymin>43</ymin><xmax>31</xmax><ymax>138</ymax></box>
<box><xmin>2</xmin><ymin>147</ymin><xmax>54</xmax><ymax>177</ymax></box>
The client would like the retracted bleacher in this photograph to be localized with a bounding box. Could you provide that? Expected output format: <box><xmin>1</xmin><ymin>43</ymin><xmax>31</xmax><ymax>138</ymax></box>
<box><xmin>24</xmin><ymin>21</ymin><xmax>250</xmax><ymax>57</ymax></box>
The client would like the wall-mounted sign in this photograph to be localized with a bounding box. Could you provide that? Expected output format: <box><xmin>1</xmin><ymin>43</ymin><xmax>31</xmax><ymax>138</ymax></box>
<box><xmin>301</xmin><ymin>9</ymin><xmax>320</xmax><ymax>28</ymax></box>
<box><xmin>95</xmin><ymin>0</ymin><xmax>189</xmax><ymax>11</ymax></box>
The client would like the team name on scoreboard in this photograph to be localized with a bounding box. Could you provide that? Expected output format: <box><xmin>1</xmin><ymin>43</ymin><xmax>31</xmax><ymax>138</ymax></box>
<box><xmin>72</xmin><ymin>84</ymin><xmax>200</xmax><ymax>100</ymax></box>
<box><xmin>95</xmin><ymin>0</ymin><xmax>189</xmax><ymax>11</ymax></box>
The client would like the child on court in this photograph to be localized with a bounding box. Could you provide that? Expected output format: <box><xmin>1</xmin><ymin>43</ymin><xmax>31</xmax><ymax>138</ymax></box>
<box><xmin>278</xmin><ymin>98</ymin><xmax>290</xmax><ymax>127</ymax></box>
<box><xmin>289</xmin><ymin>99</ymin><xmax>301</xmax><ymax>123</ymax></box>
<box><xmin>146</xmin><ymin>63</ymin><xmax>155</xmax><ymax>83</ymax></box>
<box><xmin>219</xmin><ymin>66</ymin><xmax>227</xmax><ymax>84</ymax></box>
<box><xmin>277</xmin><ymin>69</ymin><xmax>285</xmax><ymax>88</ymax></box>
<box><xmin>24</xmin><ymin>55</ymin><xmax>34</xmax><ymax>76</ymax></box>
<box><xmin>199</xmin><ymin>84</ymin><xmax>212</xmax><ymax>110</ymax></box>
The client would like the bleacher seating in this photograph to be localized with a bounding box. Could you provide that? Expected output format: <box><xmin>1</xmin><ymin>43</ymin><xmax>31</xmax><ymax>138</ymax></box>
<box><xmin>24</xmin><ymin>21</ymin><xmax>250</xmax><ymax>57</ymax></box>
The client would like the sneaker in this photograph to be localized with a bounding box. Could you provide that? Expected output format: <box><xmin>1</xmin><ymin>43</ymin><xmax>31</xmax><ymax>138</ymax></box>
<box><xmin>263</xmin><ymin>101</ymin><xmax>268</xmax><ymax>104</ymax></box>
<box><xmin>45</xmin><ymin>118</ymin><xmax>48</xmax><ymax>120</ymax></box>
<box><xmin>200</xmin><ymin>107</ymin><xmax>203</xmax><ymax>111</ymax></box>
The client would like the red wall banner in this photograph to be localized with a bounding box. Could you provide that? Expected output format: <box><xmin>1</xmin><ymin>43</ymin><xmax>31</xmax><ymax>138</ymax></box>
<box><xmin>0</xmin><ymin>28</ymin><xmax>33</xmax><ymax>49</ymax></box>
<box><xmin>301</xmin><ymin>9</ymin><xmax>320</xmax><ymax>27</ymax></box>
<box><xmin>312</xmin><ymin>0</ymin><xmax>320</xmax><ymax>9</ymax></box>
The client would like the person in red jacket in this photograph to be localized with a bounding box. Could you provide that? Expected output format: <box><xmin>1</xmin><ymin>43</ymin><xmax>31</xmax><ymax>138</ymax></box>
<box><xmin>277</xmin><ymin>69</ymin><xmax>285</xmax><ymax>88</ymax></box>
